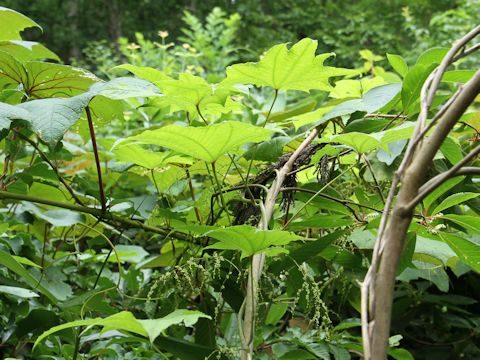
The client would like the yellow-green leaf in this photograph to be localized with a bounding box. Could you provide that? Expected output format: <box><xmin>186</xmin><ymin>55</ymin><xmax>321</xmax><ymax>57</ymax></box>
<box><xmin>123</xmin><ymin>121</ymin><xmax>273</xmax><ymax>162</ymax></box>
<box><xmin>226</xmin><ymin>38</ymin><xmax>355</xmax><ymax>92</ymax></box>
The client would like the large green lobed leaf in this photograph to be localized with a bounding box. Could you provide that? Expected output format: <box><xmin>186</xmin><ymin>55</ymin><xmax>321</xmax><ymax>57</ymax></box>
<box><xmin>226</xmin><ymin>38</ymin><xmax>356</xmax><ymax>92</ymax></box>
<box><xmin>123</xmin><ymin>121</ymin><xmax>274</xmax><ymax>162</ymax></box>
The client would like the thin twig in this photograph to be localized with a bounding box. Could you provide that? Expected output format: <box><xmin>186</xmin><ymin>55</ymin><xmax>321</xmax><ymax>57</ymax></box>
<box><xmin>86</xmin><ymin>106</ymin><xmax>107</xmax><ymax>213</ymax></box>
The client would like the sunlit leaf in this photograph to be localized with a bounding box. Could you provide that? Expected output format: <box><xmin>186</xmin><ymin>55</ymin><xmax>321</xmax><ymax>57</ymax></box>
<box><xmin>204</xmin><ymin>225</ymin><xmax>302</xmax><ymax>258</ymax></box>
<box><xmin>226</xmin><ymin>38</ymin><xmax>355</xmax><ymax>92</ymax></box>
<box><xmin>0</xmin><ymin>7</ymin><xmax>41</xmax><ymax>41</ymax></box>
<box><xmin>34</xmin><ymin>309</ymin><xmax>210</xmax><ymax>348</ymax></box>
<box><xmin>113</xmin><ymin>144</ymin><xmax>192</xmax><ymax>169</ymax></box>
<box><xmin>386</xmin><ymin>53</ymin><xmax>409</xmax><ymax>78</ymax></box>
<box><xmin>113</xmin><ymin>64</ymin><xmax>171</xmax><ymax>83</ymax></box>
<box><xmin>123</xmin><ymin>121</ymin><xmax>273</xmax><ymax>162</ymax></box>
<box><xmin>0</xmin><ymin>40</ymin><xmax>59</xmax><ymax>61</ymax></box>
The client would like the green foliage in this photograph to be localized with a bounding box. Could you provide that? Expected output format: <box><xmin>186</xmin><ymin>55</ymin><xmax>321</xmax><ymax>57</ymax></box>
<box><xmin>0</xmin><ymin>6</ymin><xmax>478</xmax><ymax>360</ymax></box>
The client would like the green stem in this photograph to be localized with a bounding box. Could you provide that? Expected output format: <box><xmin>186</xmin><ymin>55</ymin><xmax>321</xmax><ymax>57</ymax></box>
<box><xmin>0</xmin><ymin>190</ymin><xmax>197</xmax><ymax>242</ymax></box>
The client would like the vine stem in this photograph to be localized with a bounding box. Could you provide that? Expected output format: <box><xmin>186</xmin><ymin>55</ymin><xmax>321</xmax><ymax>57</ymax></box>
<box><xmin>240</xmin><ymin>127</ymin><xmax>320</xmax><ymax>360</ymax></box>
<box><xmin>85</xmin><ymin>106</ymin><xmax>107</xmax><ymax>213</ymax></box>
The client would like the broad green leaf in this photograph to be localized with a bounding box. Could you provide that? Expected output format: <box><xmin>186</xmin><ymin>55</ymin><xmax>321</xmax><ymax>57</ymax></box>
<box><xmin>401</xmin><ymin>63</ymin><xmax>436</xmax><ymax>115</ymax></box>
<box><xmin>30</xmin><ymin>208</ymin><xmax>85</xmax><ymax>227</ymax></box>
<box><xmin>288</xmin><ymin>215</ymin><xmax>354</xmax><ymax>230</ymax></box>
<box><xmin>113</xmin><ymin>64</ymin><xmax>171</xmax><ymax>83</ymax></box>
<box><xmin>319</xmin><ymin>83</ymin><xmax>401</xmax><ymax>125</ymax></box>
<box><xmin>441</xmin><ymin>214</ymin><xmax>480</xmax><ymax>234</ymax></box>
<box><xmin>389</xmin><ymin>348</ymin><xmax>415</xmax><ymax>360</ymax></box>
<box><xmin>330</xmin><ymin>77</ymin><xmax>387</xmax><ymax>99</ymax></box>
<box><xmin>415</xmin><ymin>235</ymin><xmax>456</xmax><ymax>265</ymax></box>
<box><xmin>438</xmin><ymin>232</ymin><xmax>480</xmax><ymax>272</ymax></box>
<box><xmin>12</xmin><ymin>255</ymin><xmax>42</xmax><ymax>268</ymax></box>
<box><xmin>0</xmin><ymin>7</ymin><xmax>41</xmax><ymax>41</ymax></box>
<box><xmin>423</xmin><ymin>176</ymin><xmax>464</xmax><ymax>211</ymax></box>
<box><xmin>386</xmin><ymin>53</ymin><xmax>409</xmax><ymax>77</ymax></box>
<box><xmin>124</xmin><ymin>121</ymin><xmax>273</xmax><ymax>162</ymax></box>
<box><xmin>0</xmin><ymin>56</ymin><xmax>99</xmax><ymax>99</ymax></box>
<box><xmin>442</xmin><ymin>70</ymin><xmax>475</xmax><ymax>83</ymax></box>
<box><xmin>151</xmin><ymin>73</ymin><xmax>236</xmax><ymax>116</ymax></box>
<box><xmin>398</xmin><ymin>264</ymin><xmax>450</xmax><ymax>292</ymax></box>
<box><xmin>0</xmin><ymin>40</ymin><xmax>59</xmax><ymax>61</ymax></box>
<box><xmin>0</xmin><ymin>285</ymin><xmax>39</xmax><ymax>298</ymax></box>
<box><xmin>0</xmin><ymin>50</ymin><xmax>26</xmax><ymax>89</ymax></box>
<box><xmin>377</xmin><ymin>139</ymin><xmax>407</xmax><ymax>165</ymax></box>
<box><xmin>440</xmin><ymin>136</ymin><xmax>463</xmax><ymax>164</ymax></box>
<box><xmin>266</xmin><ymin>302</ymin><xmax>289</xmax><ymax>325</ymax></box>
<box><xmin>139</xmin><ymin>310</ymin><xmax>210</xmax><ymax>342</ymax></box>
<box><xmin>431</xmin><ymin>192</ymin><xmax>479</xmax><ymax>215</ymax></box>
<box><xmin>373</xmin><ymin>121</ymin><xmax>416</xmax><ymax>145</ymax></box>
<box><xmin>204</xmin><ymin>225</ymin><xmax>302</xmax><ymax>258</ymax></box>
<box><xmin>0</xmin><ymin>101</ymin><xmax>31</xmax><ymax>130</ymax></box>
<box><xmin>113</xmin><ymin>144</ymin><xmax>192</xmax><ymax>169</ymax></box>
<box><xmin>19</xmin><ymin>92</ymin><xmax>92</xmax><ymax>143</ymax></box>
<box><xmin>0</xmin><ymin>250</ymin><xmax>57</xmax><ymax>302</ymax></box>
<box><xmin>88</xmin><ymin>77</ymin><xmax>160</xmax><ymax>100</ymax></box>
<box><xmin>226</xmin><ymin>38</ymin><xmax>355</xmax><ymax>92</ymax></box>
<box><xmin>243</xmin><ymin>136</ymin><xmax>291</xmax><ymax>162</ymax></box>
<box><xmin>23</xmin><ymin>62</ymin><xmax>98</xmax><ymax>98</ymax></box>
<box><xmin>344</xmin><ymin>118</ymin><xmax>390</xmax><ymax>133</ymax></box>
<box><xmin>416</xmin><ymin>47</ymin><xmax>448</xmax><ymax>66</ymax></box>
<box><xmin>291</xmin><ymin>103</ymin><xmax>336</xmax><ymax>129</ymax></box>
<box><xmin>107</xmin><ymin>245</ymin><xmax>148</xmax><ymax>264</ymax></box>
<box><xmin>350</xmin><ymin>229</ymin><xmax>377</xmax><ymax>249</ymax></box>
<box><xmin>34</xmin><ymin>309</ymin><xmax>209</xmax><ymax>348</ymax></box>
<box><xmin>328</xmin><ymin>132</ymin><xmax>380</xmax><ymax>153</ymax></box>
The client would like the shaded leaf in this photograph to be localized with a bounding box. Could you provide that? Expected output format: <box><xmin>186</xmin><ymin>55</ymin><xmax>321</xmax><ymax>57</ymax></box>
<box><xmin>0</xmin><ymin>101</ymin><xmax>31</xmax><ymax>130</ymax></box>
<box><xmin>431</xmin><ymin>192</ymin><xmax>479</xmax><ymax>215</ymax></box>
<box><xmin>438</xmin><ymin>232</ymin><xmax>480</xmax><ymax>272</ymax></box>
<box><xmin>19</xmin><ymin>92</ymin><xmax>92</xmax><ymax>143</ymax></box>
<box><xmin>0</xmin><ymin>285</ymin><xmax>39</xmax><ymax>298</ymax></box>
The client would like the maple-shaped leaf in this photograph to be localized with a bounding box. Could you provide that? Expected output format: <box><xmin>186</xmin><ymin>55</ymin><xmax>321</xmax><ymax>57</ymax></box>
<box><xmin>226</xmin><ymin>38</ymin><xmax>356</xmax><ymax>92</ymax></box>
<box><xmin>149</xmin><ymin>73</ymin><xmax>239</xmax><ymax>118</ymax></box>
